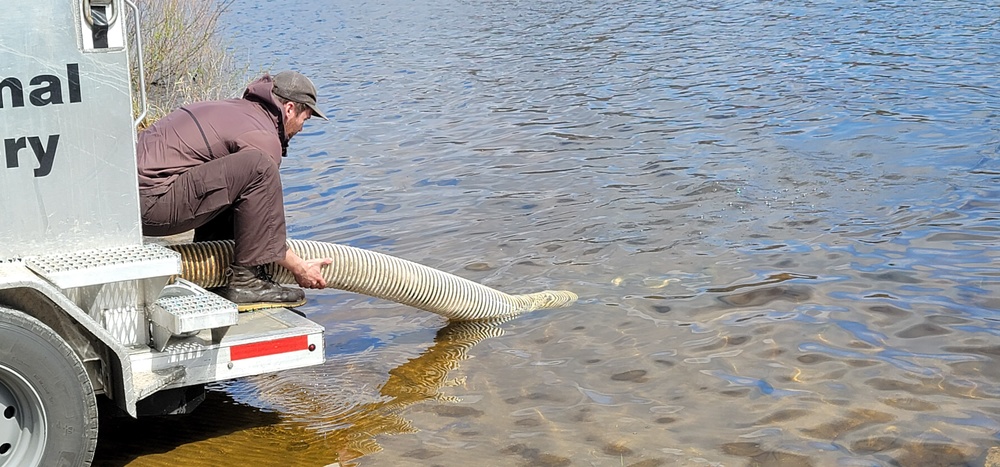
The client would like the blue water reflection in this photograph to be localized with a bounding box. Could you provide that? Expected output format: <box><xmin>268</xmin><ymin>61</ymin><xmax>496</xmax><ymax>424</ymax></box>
<box><xmin>99</xmin><ymin>0</ymin><xmax>1000</xmax><ymax>465</ymax></box>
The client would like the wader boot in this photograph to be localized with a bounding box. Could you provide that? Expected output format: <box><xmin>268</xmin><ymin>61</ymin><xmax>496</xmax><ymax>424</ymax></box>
<box><xmin>214</xmin><ymin>264</ymin><xmax>306</xmax><ymax>311</ymax></box>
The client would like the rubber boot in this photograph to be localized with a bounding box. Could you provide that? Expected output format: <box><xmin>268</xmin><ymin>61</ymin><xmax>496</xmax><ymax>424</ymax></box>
<box><xmin>214</xmin><ymin>264</ymin><xmax>306</xmax><ymax>310</ymax></box>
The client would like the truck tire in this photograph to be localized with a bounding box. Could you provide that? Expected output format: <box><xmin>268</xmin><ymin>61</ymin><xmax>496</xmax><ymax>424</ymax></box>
<box><xmin>0</xmin><ymin>306</ymin><xmax>97</xmax><ymax>467</ymax></box>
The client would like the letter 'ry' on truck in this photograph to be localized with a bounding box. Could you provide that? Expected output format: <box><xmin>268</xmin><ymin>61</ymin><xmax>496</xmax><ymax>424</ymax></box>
<box><xmin>0</xmin><ymin>2</ymin><xmax>326</xmax><ymax>465</ymax></box>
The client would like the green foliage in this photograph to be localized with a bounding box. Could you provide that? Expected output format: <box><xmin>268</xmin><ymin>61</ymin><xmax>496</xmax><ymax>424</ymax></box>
<box><xmin>129</xmin><ymin>0</ymin><xmax>248</xmax><ymax>129</ymax></box>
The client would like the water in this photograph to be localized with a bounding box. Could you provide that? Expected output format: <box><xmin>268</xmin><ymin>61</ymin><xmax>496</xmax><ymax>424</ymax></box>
<box><xmin>95</xmin><ymin>0</ymin><xmax>1000</xmax><ymax>465</ymax></box>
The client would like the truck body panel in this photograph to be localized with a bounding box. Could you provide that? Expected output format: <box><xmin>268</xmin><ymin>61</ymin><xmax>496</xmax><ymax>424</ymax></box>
<box><xmin>0</xmin><ymin>0</ymin><xmax>328</xmax><ymax>435</ymax></box>
<box><xmin>1</xmin><ymin>0</ymin><xmax>141</xmax><ymax>259</ymax></box>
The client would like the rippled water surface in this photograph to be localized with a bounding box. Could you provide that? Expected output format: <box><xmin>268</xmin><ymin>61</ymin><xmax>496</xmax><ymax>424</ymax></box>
<box><xmin>96</xmin><ymin>0</ymin><xmax>1000</xmax><ymax>465</ymax></box>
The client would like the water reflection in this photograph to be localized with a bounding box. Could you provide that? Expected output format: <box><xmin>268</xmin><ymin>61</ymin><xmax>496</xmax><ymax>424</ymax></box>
<box><xmin>95</xmin><ymin>319</ymin><xmax>509</xmax><ymax>466</ymax></box>
<box><xmin>310</xmin><ymin>319</ymin><xmax>508</xmax><ymax>464</ymax></box>
<box><xmin>98</xmin><ymin>0</ymin><xmax>1000</xmax><ymax>464</ymax></box>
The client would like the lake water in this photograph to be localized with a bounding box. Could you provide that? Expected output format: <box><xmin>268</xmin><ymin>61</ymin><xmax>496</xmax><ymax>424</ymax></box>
<box><xmin>95</xmin><ymin>0</ymin><xmax>1000</xmax><ymax>466</ymax></box>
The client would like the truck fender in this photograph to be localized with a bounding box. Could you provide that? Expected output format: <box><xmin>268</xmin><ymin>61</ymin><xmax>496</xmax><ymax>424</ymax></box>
<box><xmin>0</xmin><ymin>264</ymin><xmax>138</xmax><ymax>416</ymax></box>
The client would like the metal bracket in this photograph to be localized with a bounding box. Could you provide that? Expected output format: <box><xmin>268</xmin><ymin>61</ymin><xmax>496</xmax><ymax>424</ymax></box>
<box><xmin>82</xmin><ymin>0</ymin><xmax>118</xmax><ymax>28</ymax></box>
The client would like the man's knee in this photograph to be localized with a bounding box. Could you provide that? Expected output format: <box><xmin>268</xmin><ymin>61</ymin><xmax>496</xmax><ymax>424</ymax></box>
<box><xmin>224</xmin><ymin>149</ymin><xmax>280</xmax><ymax>194</ymax></box>
<box><xmin>239</xmin><ymin>149</ymin><xmax>279</xmax><ymax>178</ymax></box>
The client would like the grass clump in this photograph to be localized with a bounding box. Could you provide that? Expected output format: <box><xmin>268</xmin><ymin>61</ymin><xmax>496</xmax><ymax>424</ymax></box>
<box><xmin>129</xmin><ymin>0</ymin><xmax>248</xmax><ymax>129</ymax></box>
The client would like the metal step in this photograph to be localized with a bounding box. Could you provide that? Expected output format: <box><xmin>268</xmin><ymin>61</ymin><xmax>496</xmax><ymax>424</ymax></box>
<box><xmin>149</xmin><ymin>283</ymin><xmax>238</xmax><ymax>351</ymax></box>
<box><xmin>149</xmin><ymin>293</ymin><xmax>238</xmax><ymax>334</ymax></box>
<box><xmin>24</xmin><ymin>243</ymin><xmax>180</xmax><ymax>289</ymax></box>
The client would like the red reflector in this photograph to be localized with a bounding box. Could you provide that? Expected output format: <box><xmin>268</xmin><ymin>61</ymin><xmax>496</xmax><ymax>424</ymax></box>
<box><xmin>230</xmin><ymin>335</ymin><xmax>308</xmax><ymax>361</ymax></box>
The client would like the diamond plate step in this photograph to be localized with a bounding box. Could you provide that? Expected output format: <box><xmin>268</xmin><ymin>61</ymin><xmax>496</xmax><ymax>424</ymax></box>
<box><xmin>149</xmin><ymin>281</ymin><xmax>238</xmax><ymax>352</ymax></box>
<box><xmin>24</xmin><ymin>243</ymin><xmax>180</xmax><ymax>289</ymax></box>
<box><xmin>149</xmin><ymin>292</ymin><xmax>238</xmax><ymax>335</ymax></box>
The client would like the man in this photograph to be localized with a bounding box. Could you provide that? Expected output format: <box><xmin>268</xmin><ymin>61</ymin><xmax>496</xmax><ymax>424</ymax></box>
<box><xmin>137</xmin><ymin>71</ymin><xmax>332</xmax><ymax>307</ymax></box>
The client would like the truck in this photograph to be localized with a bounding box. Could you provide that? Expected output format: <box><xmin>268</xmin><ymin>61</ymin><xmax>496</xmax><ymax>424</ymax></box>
<box><xmin>1</xmin><ymin>1</ymin><xmax>326</xmax><ymax>465</ymax></box>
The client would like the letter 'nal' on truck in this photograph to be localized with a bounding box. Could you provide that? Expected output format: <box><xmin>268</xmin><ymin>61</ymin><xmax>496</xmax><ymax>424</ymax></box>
<box><xmin>0</xmin><ymin>2</ymin><xmax>326</xmax><ymax>465</ymax></box>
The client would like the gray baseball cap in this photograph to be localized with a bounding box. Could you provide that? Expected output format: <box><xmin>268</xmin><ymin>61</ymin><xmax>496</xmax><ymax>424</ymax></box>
<box><xmin>272</xmin><ymin>71</ymin><xmax>328</xmax><ymax>120</ymax></box>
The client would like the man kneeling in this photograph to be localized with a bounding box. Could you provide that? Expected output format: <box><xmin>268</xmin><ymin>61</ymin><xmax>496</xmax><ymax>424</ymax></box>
<box><xmin>137</xmin><ymin>71</ymin><xmax>332</xmax><ymax>307</ymax></box>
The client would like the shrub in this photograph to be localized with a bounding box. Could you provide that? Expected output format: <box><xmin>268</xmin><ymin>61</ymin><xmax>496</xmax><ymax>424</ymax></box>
<box><xmin>129</xmin><ymin>0</ymin><xmax>248</xmax><ymax>129</ymax></box>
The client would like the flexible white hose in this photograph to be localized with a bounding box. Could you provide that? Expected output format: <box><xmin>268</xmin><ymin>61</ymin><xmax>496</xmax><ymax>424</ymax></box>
<box><xmin>167</xmin><ymin>239</ymin><xmax>577</xmax><ymax>320</ymax></box>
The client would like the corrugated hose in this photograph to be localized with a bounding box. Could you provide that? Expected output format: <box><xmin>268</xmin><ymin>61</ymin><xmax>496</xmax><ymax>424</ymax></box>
<box><xmin>166</xmin><ymin>239</ymin><xmax>578</xmax><ymax>321</ymax></box>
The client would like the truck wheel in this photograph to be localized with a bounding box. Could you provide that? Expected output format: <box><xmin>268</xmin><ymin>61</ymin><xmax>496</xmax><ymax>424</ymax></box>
<box><xmin>0</xmin><ymin>306</ymin><xmax>97</xmax><ymax>467</ymax></box>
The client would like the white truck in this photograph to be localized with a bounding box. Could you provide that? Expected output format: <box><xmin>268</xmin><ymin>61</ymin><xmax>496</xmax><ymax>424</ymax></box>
<box><xmin>1</xmin><ymin>2</ymin><xmax>326</xmax><ymax>465</ymax></box>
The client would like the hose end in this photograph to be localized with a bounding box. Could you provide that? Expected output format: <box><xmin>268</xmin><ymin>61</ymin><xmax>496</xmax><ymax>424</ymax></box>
<box><xmin>528</xmin><ymin>290</ymin><xmax>579</xmax><ymax>310</ymax></box>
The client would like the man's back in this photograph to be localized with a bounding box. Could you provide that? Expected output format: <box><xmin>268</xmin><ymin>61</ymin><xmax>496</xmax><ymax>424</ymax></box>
<box><xmin>136</xmin><ymin>78</ymin><xmax>284</xmax><ymax>196</ymax></box>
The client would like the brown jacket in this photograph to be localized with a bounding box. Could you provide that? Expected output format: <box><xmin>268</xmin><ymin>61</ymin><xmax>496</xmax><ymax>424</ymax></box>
<box><xmin>137</xmin><ymin>75</ymin><xmax>289</xmax><ymax>196</ymax></box>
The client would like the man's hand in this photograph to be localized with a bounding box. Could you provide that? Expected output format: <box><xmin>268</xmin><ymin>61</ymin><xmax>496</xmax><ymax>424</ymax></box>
<box><xmin>277</xmin><ymin>249</ymin><xmax>333</xmax><ymax>289</ymax></box>
<box><xmin>295</xmin><ymin>257</ymin><xmax>333</xmax><ymax>289</ymax></box>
